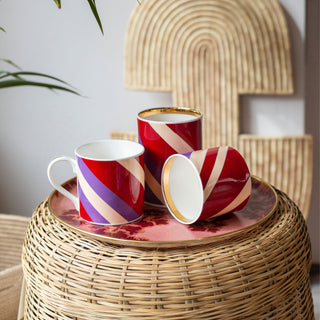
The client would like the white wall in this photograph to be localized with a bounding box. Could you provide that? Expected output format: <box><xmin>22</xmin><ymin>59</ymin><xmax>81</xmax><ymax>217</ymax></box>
<box><xmin>1</xmin><ymin>0</ymin><xmax>318</xmax><ymax>262</ymax></box>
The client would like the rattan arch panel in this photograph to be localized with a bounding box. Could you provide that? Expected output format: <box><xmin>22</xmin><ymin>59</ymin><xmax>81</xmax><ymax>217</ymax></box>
<box><xmin>123</xmin><ymin>0</ymin><xmax>313</xmax><ymax>218</ymax></box>
<box><xmin>125</xmin><ymin>0</ymin><xmax>293</xmax><ymax>147</ymax></box>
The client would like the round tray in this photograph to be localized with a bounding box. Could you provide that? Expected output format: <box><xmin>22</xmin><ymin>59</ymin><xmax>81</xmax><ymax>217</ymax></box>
<box><xmin>48</xmin><ymin>176</ymin><xmax>277</xmax><ymax>247</ymax></box>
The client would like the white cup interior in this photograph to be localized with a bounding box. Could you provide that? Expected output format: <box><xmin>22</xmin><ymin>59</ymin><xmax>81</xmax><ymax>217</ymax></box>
<box><xmin>162</xmin><ymin>154</ymin><xmax>203</xmax><ymax>224</ymax></box>
<box><xmin>144</xmin><ymin>113</ymin><xmax>198</xmax><ymax>123</ymax></box>
<box><xmin>76</xmin><ymin>139</ymin><xmax>144</xmax><ymax>161</ymax></box>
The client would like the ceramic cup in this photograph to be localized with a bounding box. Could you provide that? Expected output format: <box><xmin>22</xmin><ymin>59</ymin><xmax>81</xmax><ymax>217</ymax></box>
<box><xmin>47</xmin><ymin>139</ymin><xmax>145</xmax><ymax>225</ymax></box>
<box><xmin>161</xmin><ymin>146</ymin><xmax>251</xmax><ymax>224</ymax></box>
<box><xmin>137</xmin><ymin>107</ymin><xmax>202</xmax><ymax>206</ymax></box>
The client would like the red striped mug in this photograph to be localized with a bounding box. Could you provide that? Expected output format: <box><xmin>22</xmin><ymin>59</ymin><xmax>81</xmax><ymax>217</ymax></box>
<box><xmin>47</xmin><ymin>140</ymin><xmax>145</xmax><ymax>225</ymax></box>
<box><xmin>161</xmin><ymin>146</ymin><xmax>251</xmax><ymax>224</ymax></box>
<box><xmin>138</xmin><ymin>107</ymin><xmax>202</xmax><ymax>206</ymax></box>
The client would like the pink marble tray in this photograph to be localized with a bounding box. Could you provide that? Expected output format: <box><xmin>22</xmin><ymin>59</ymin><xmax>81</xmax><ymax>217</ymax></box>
<box><xmin>48</xmin><ymin>176</ymin><xmax>277</xmax><ymax>248</ymax></box>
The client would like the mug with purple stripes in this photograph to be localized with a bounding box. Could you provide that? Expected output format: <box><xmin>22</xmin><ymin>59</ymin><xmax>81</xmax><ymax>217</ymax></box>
<box><xmin>47</xmin><ymin>140</ymin><xmax>145</xmax><ymax>225</ymax></box>
<box><xmin>161</xmin><ymin>146</ymin><xmax>251</xmax><ymax>224</ymax></box>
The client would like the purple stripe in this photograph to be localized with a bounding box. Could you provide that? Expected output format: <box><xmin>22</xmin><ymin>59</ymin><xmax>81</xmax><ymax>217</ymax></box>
<box><xmin>144</xmin><ymin>149</ymin><xmax>162</xmax><ymax>184</ymax></box>
<box><xmin>138</xmin><ymin>139</ymin><xmax>163</xmax><ymax>205</ymax></box>
<box><xmin>145</xmin><ymin>183</ymin><xmax>163</xmax><ymax>205</ymax></box>
<box><xmin>183</xmin><ymin>151</ymin><xmax>192</xmax><ymax>159</ymax></box>
<box><xmin>77</xmin><ymin>157</ymin><xmax>140</xmax><ymax>221</ymax></box>
<box><xmin>78</xmin><ymin>183</ymin><xmax>110</xmax><ymax>224</ymax></box>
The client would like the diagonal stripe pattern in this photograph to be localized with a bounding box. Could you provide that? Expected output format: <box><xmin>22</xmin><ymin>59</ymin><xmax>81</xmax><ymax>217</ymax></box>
<box><xmin>142</xmin><ymin>148</ymin><xmax>164</xmax><ymax>206</ymax></box>
<box><xmin>77</xmin><ymin>156</ymin><xmax>144</xmax><ymax>225</ymax></box>
<box><xmin>148</xmin><ymin>122</ymin><xmax>195</xmax><ymax>154</ymax></box>
<box><xmin>185</xmin><ymin>146</ymin><xmax>251</xmax><ymax>220</ymax></box>
<box><xmin>138</xmin><ymin>118</ymin><xmax>201</xmax><ymax>205</ymax></box>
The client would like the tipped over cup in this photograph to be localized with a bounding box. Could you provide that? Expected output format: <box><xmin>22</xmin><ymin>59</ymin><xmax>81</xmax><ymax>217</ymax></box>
<box><xmin>161</xmin><ymin>146</ymin><xmax>251</xmax><ymax>224</ymax></box>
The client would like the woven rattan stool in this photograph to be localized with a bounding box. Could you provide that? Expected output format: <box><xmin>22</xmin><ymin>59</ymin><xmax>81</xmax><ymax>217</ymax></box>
<box><xmin>22</xmin><ymin>189</ymin><xmax>314</xmax><ymax>319</ymax></box>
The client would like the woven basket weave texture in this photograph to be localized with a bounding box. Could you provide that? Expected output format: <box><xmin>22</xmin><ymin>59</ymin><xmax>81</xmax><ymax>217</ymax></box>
<box><xmin>22</xmin><ymin>190</ymin><xmax>314</xmax><ymax>319</ymax></box>
<box><xmin>0</xmin><ymin>214</ymin><xmax>30</xmax><ymax>320</ymax></box>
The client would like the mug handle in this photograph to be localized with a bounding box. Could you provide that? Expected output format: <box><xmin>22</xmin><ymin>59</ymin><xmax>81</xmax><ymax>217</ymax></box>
<box><xmin>47</xmin><ymin>156</ymin><xmax>79</xmax><ymax>211</ymax></box>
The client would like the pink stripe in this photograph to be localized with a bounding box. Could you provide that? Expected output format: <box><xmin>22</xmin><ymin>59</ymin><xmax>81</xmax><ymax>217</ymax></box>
<box><xmin>149</xmin><ymin>122</ymin><xmax>195</xmax><ymax>153</ymax></box>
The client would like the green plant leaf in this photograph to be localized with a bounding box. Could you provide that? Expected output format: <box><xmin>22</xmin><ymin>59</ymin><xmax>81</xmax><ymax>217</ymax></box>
<box><xmin>53</xmin><ymin>0</ymin><xmax>61</xmax><ymax>9</ymax></box>
<box><xmin>0</xmin><ymin>79</ymin><xmax>80</xmax><ymax>95</ymax></box>
<box><xmin>87</xmin><ymin>0</ymin><xmax>104</xmax><ymax>34</ymax></box>
<box><xmin>52</xmin><ymin>0</ymin><xmax>103</xmax><ymax>34</ymax></box>
<box><xmin>0</xmin><ymin>27</ymin><xmax>5</xmax><ymax>33</ymax></box>
<box><xmin>0</xmin><ymin>59</ymin><xmax>22</xmax><ymax>70</ymax></box>
<box><xmin>0</xmin><ymin>71</ymin><xmax>76</xmax><ymax>88</ymax></box>
<box><xmin>0</xmin><ymin>71</ymin><xmax>23</xmax><ymax>80</ymax></box>
<box><xmin>0</xmin><ymin>71</ymin><xmax>79</xmax><ymax>94</ymax></box>
<box><xmin>0</xmin><ymin>67</ymin><xmax>79</xmax><ymax>94</ymax></box>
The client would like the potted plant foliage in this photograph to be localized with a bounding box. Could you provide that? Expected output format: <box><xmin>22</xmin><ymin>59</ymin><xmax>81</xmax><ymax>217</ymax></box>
<box><xmin>0</xmin><ymin>0</ymin><xmax>103</xmax><ymax>93</ymax></box>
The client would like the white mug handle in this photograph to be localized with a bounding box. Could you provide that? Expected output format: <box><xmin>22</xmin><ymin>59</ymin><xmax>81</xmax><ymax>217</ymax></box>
<box><xmin>47</xmin><ymin>156</ymin><xmax>79</xmax><ymax>211</ymax></box>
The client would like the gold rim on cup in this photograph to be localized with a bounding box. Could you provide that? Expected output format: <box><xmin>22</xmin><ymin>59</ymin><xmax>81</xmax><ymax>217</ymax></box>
<box><xmin>137</xmin><ymin>107</ymin><xmax>203</xmax><ymax>123</ymax></box>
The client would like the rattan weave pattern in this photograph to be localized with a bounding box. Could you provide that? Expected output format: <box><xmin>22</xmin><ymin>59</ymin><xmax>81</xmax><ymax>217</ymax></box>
<box><xmin>0</xmin><ymin>214</ymin><xmax>30</xmax><ymax>320</ymax></box>
<box><xmin>22</xmin><ymin>190</ymin><xmax>314</xmax><ymax>319</ymax></box>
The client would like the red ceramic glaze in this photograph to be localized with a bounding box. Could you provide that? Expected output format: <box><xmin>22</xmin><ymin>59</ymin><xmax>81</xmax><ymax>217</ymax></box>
<box><xmin>76</xmin><ymin>153</ymin><xmax>145</xmax><ymax>225</ymax></box>
<box><xmin>162</xmin><ymin>147</ymin><xmax>252</xmax><ymax>224</ymax></box>
<box><xmin>199</xmin><ymin>147</ymin><xmax>251</xmax><ymax>219</ymax></box>
<box><xmin>137</xmin><ymin>107</ymin><xmax>202</xmax><ymax>206</ymax></box>
<box><xmin>47</xmin><ymin>140</ymin><xmax>145</xmax><ymax>226</ymax></box>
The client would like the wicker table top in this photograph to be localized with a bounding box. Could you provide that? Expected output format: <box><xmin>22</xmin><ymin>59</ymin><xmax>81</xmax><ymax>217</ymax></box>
<box><xmin>22</xmin><ymin>188</ymin><xmax>314</xmax><ymax>319</ymax></box>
